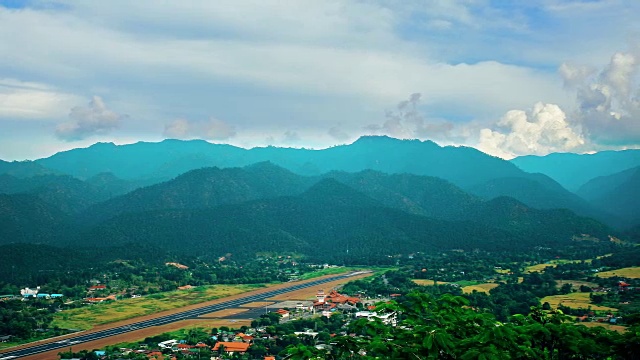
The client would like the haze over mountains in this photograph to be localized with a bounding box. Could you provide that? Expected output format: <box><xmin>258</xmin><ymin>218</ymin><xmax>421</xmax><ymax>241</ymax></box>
<box><xmin>1</xmin><ymin>136</ymin><xmax>638</xmax><ymax>262</ymax></box>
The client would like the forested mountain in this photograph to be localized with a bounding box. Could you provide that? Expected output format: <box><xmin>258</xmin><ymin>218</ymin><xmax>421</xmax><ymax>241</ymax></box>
<box><xmin>577</xmin><ymin>166</ymin><xmax>640</xmax><ymax>227</ymax></box>
<box><xmin>35</xmin><ymin>136</ymin><xmax>533</xmax><ymax>188</ymax></box>
<box><xmin>0</xmin><ymin>194</ymin><xmax>71</xmax><ymax>244</ymax></box>
<box><xmin>0</xmin><ymin>173</ymin><xmax>117</xmax><ymax>214</ymax></box>
<box><xmin>31</xmin><ymin>136</ymin><xmax>612</xmax><ymax>226</ymax></box>
<box><xmin>79</xmin><ymin>162</ymin><xmax>317</xmax><ymax>224</ymax></box>
<box><xmin>70</xmin><ymin>178</ymin><xmax>613</xmax><ymax>262</ymax></box>
<box><xmin>0</xmin><ymin>159</ymin><xmax>57</xmax><ymax>178</ymax></box>
<box><xmin>512</xmin><ymin>149</ymin><xmax>640</xmax><ymax>191</ymax></box>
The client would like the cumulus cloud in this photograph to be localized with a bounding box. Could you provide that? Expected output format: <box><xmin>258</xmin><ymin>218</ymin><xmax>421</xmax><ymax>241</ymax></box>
<box><xmin>569</xmin><ymin>50</ymin><xmax>640</xmax><ymax>145</ymax></box>
<box><xmin>477</xmin><ymin>102</ymin><xmax>585</xmax><ymax>159</ymax></box>
<box><xmin>163</xmin><ymin>117</ymin><xmax>236</xmax><ymax>140</ymax></box>
<box><xmin>55</xmin><ymin>96</ymin><xmax>124</xmax><ymax>141</ymax></box>
<box><xmin>365</xmin><ymin>93</ymin><xmax>455</xmax><ymax>141</ymax></box>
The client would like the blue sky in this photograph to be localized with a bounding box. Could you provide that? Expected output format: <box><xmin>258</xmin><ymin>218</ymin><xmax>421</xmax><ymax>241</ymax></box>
<box><xmin>1</xmin><ymin>0</ymin><xmax>639</xmax><ymax>160</ymax></box>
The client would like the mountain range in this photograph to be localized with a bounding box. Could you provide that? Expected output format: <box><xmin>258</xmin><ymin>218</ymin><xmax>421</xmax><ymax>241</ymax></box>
<box><xmin>0</xmin><ymin>136</ymin><xmax>637</xmax><ymax>261</ymax></box>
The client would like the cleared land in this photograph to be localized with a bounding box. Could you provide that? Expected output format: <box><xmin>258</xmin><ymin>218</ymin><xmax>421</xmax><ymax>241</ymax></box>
<box><xmin>52</xmin><ymin>284</ymin><xmax>263</xmax><ymax>330</ymax></box>
<box><xmin>541</xmin><ymin>292</ymin><xmax>617</xmax><ymax>312</ymax></box>
<box><xmin>595</xmin><ymin>267</ymin><xmax>640</xmax><ymax>278</ymax></box>
<box><xmin>578</xmin><ymin>322</ymin><xmax>627</xmax><ymax>333</ymax></box>
<box><xmin>525</xmin><ymin>263</ymin><xmax>557</xmax><ymax>273</ymax></box>
<box><xmin>555</xmin><ymin>280</ymin><xmax>599</xmax><ymax>289</ymax></box>
<box><xmin>412</xmin><ymin>279</ymin><xmax>449</xmax><ymax>286</ymax></box>
<box><xmin>462</xmin><ymin>283</ymin><xmax>498</xmax><ymax>294</ymax></box>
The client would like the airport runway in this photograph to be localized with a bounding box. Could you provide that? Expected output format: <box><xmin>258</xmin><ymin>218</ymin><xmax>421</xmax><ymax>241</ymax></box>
<box><xmin>0</xmin><ymin>272</ymin><xmax>369</xmax><ymax>359</ymax></box>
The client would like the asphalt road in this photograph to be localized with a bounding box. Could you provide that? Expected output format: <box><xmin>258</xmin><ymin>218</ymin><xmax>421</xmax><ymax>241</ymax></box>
<box><xmin>0</xmin><ymin>271</ymin><xmax>369</xmax><ymax>360</ymax></box>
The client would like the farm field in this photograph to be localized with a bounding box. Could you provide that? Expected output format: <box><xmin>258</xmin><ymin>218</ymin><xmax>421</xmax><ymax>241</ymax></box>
<box><xmin>578</xmin><ymin>322</ymin><xmax>627</xmax><ymax>333</ymax></box>
<box><xmin>52</xmin><ymin>284</ymin><xmax>264</xmax><ymax>330</ymax></box>
<box><xmin>462</xmin><ymin>283</ymin><xmax>499</xmax><ymax>294</ymax></box>
<box><xmin>412</xmin><ymin>279</ymin><xmax>449</xmax><ymax>286</ymax></box>
<box><xmin>555</xmin><ymin>280</ymin><xmax>599</xmax><ymax>289</ymax></box>
<box><xmin>595</xmin><ymin>267</ymin><xmax>640</xmax><ymax>278</ymax></box>
<box><xmin>541</xmin><ymin>292</ymin><xmax>617</xmax><ymax>312</ymax></box>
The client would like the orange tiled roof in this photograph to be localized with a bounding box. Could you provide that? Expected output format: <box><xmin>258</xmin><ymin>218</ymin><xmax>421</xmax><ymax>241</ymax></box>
<box><xmin>213</xmin><ymin>341</ymin><xmax>251</xmax><ymax>352</ymax></box>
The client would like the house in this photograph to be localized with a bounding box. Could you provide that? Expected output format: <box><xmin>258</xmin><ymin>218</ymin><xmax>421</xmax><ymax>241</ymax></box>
<box><xmin>212</xmin><ymin>341</ymin><xmax>251</xmax><ymax>354</ymax></box>
<box><xmin>276</xmin><ymin>309</ymin><xmax>290</xmax><ymax>318</ymax></box>
<box><xmin>88</xmin><ymin>285</ymin><xmax>106</xmax><ymax>292</ymax></box>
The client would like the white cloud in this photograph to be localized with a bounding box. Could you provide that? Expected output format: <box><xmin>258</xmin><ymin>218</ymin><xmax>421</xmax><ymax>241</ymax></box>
<box><xmin>477</xmin><ymin>102</ymin><xmax>585</xmax><ymax>159</ymax></box>
<box><xmin>163</xmin><ymin>117</ymin><xmax>236</xmax><ymax>140</ymax></box>
<box><xmin>56</xmin><ymin>96</ymin><xmax>125</xmax><ymax>141</ymax></box>
<box><xmin>0</xmin><ymin>78</ymin><xmax>81</xmax><ymax>119</ymax></box>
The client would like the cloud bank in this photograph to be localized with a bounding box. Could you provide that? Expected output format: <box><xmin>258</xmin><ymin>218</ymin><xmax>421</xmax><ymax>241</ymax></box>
<box><xmin>163</xmin><ymin>117</ymin><xmax>237</xmax><ymax>140</ymax></box>
<box><xmin>56</xmin><ymin>96</ymin><xmax>125</xmax><ymax>141</ymax></box>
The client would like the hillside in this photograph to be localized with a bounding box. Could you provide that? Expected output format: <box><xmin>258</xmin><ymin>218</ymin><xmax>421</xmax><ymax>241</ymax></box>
<box><xmin>577</xmin><ymin>166</ymin><xmax>640</xmax><ymax>228</ymax></box>
<box><xmin>512</xmin><ymin>149</ymin><xmax>640</xmax><ymax>191</ymax></box>
<box><xmin>72</xmin><ymin>179</ymin><xmax>614</xmax><ymax>262</ymax></box>
<box><xmin>36</xmin><ymin>136</ymin><xmax>530</xmax><ymax>189</ymax></box>
<box><xmin>0</xmin><ymin>193</ymin><xmax>71</xmax><ymax>245</ymax></box>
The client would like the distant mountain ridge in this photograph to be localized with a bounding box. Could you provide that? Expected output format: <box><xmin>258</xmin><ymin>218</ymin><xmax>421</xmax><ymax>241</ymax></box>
<box><xmin>512</xmin><ymin>150</ymin><xmax>640</xmax><ymax>191</ymax></box>
<box><xmin>31</xmin><ymin>136</ymin><xmax>611</xmax><ymax>226</ymax></box>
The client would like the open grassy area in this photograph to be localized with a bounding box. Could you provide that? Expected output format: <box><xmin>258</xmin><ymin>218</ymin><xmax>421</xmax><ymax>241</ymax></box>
<box><xmin>297</xmin><ymin>267</ymin><xmax>360</xmax><ymax>280</ymax></box>
<box><xmin>540</xmin><ymin>292</ymin><xmax>617</xmax><ymax>312</ymax></box>
<box><xmin>578</xmin><ymin>322</ymin><xmax>627</xmax><ymax>333</ymax></box>
<box><xmin>52</xmin><ymin>284</ymin><xmax>263</xmax><ymax>330</ymax></box>
<box><xmin>462</xmin><ymin>283</ymin><xmax>499</xmax><ymax>294</ymax></box>
<box><xmin>525</xmin><ymin>263</ymin><xmax>557</xmax><ymax>273</ymax></box>
<box><xmin>555</xmin><ymin>280</ymin><xmax>599</xmax><ymax>289</ymax></box>
<box><xmin>595</xmin><ymin>267</ymin><xmax>640</xmax><ymax>278</ymax></box>
<box><xmin>412</xmin><ymin>279</ymin><xmax>449</xmax><ymax>286</ymax></box>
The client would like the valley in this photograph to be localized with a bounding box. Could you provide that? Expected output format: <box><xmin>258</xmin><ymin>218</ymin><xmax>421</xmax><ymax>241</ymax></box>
<box><xmin>1</xmin><ymin>136</ymin><xmax>639</xmax><ymax>359</ymax></box>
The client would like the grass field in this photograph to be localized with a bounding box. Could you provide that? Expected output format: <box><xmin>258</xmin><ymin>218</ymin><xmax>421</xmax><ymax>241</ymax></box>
<box><xmin>555</xmin><ymin>280</ymin><xmax>599</xmax><ymax>289</ymax></box>
<box><xmin>52</xmin><ymin>284</ymin><xmax>263</xmax><ymax>330</ymax></box>
<box><xmin>540</xmin><ymin>292</ymin><xmax>617</xmax><ymax>312</ymax></box>
<box><xmin>578</xmin><ymin>322</ymin><xmax>627</xmax><ymax>333</ymax></box>
<box><xmin>412</xmin><ymin>279</ymin><xmax>449</xmax><ymax>286</ymax></box>
<box><xmin>297</xmin><ymin>267</ymin><xmax>360</xmax><ymax>280</ymax></box>
<box><xmin>525</xmin><ymin>263</ymin><xmax>557</xmax><ymax>273</ymax></box>
<box><xmin>595</xmin><ymin>267</ymin><xmax>640</xmax><ymax>278</ymax></box>
<box><xmin>462</xmin><ymin>283</ymin><xmax>499</xmax><ymax>294</ymax></box>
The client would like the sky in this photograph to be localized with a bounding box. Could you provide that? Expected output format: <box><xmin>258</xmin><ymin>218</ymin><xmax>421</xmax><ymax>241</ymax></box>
<box><xmin>1</xmin><ymin>0</ymin><xmax>640</xmax><ymax>160</ymax></box>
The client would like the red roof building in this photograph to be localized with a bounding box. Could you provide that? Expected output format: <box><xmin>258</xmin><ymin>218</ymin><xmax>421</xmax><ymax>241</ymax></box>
<box><xmin>212</xmin><ymin>341</ymin><xmax>251</xmax><ymax>353</ymax></box>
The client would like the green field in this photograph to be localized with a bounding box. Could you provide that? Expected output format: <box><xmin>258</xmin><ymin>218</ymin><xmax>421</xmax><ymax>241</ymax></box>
<box><xmin>595</xmin><ymin>267</ymin><xmax>640</xmax><ymax>278</ymax></box>
<box><xmin>52</xmin><ymin>284</ymin><xmax>263</xmax><ymax>330</ymax></box>
<box><xmin>297</xmin><ymin>267</ymin><xmax>360</xmax><ymax>280</ymax></box>
<box><xmin>540</xmin><ymin>292</ymin><xmax>617</xmax><ymax>312</ymax></box>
